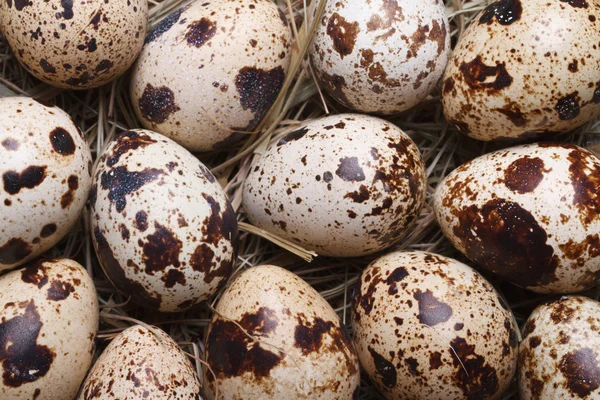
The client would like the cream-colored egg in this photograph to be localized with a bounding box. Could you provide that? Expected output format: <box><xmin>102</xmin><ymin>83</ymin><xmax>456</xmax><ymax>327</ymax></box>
<box><xmin>204</xmin><ymin>265</ymin><xmax>360</xmax><ymax>399</ymax></box>
<box><xmin>242</xmin><ymin>113</ymin><xmax>426</xmax><ymax>257</ymax></box>
<box><xmin>0</xmin><ymin>0</ymin><xmax>147</xmax><ymax>89</ymax></box>
<box><xmin>352</xmin><ymin>250</ymin><xmax>518</xmax><ymax>400</ymax></box>
<box><xmin>0</xmin><ymin>97</ymin><xmax>92</xmax><ymax>272</ymax></box>
<box><xmin>0</xmin><ymin>258</ymin><xmax>98</xmax><ymax>400</ymax></box>
<box><xmin>442</xmin><ymin>0</ymin><xmax>600</xmax><ymax>141</ymax></box>
<box><xmin>310</xmin><ymin>0</ymin><xmax>450</xmax><ymax>114</ymax></box>
<box><xmin>130</xmin><ymin>0</ymin><xmax>292</xmax><ymax>151</ymax></box>
<box><xmin>519</xmin><ymin>296</ymin><xmax>600</xmax><ymax>399</ymax></box>
<box><xmin>434</xmin><ymin>142</ymin><xmax>600</xmax><ymax>293</ymax></box>
<box><xmin>79</xmin><ymin>325</ymin><xmax>202</xmax><ymax>399</ymax></box>
<box><xmin>91</xmin><ymin>129</ymin><xmax>238</xmax><ymax>312</ymax></box>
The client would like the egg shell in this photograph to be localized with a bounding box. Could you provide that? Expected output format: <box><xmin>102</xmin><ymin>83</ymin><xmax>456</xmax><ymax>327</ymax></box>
<box><xmin>90</xmin><ymin>129</ymin><xmax>239</xmax><ymax>312</ymax></box>
<box><xmin>352</xmin><ymin>250</ymin><xmax>518</xmax><ymax>400</ymax></box>
<box><xmin>130</xmin><ymin>0</ymin><xmax>292</xmax><ymax>152</ymax></box>
<box><xmin>442</xmin><ymin>0</ymin><xmax>600</xmax><ymax>141</ymax></box>
<box><xmin>310</xmin><ymin>0</ymin><xmax>450</xmax><ymax>114</ymax></box>
<box><xmin>204</xmin><ymin>265</ymin><xmax>360</xmax><ymax>399</ymax></box>
<box><xmin>434</xmin><ymin>142</ymin><xmax>600</xmax><ymax>293</ymax></box>
<box><xmin>79</xmin><ymin>324</ymin><xmax>202</xmax><ymax>399</ymax></box>
<box><xmin>0</xmin><ymin>97</ymin><xmax>92</xmax><ymax>272</ymax></box>
<box><xmin>519</xmin><ymin>295</ymin><xmax>600</xmax><ymax>399</ymax></box>
<box><xmin>0</xmin><ymin>0</ymin><xmax>147</xmax><ymax>89</ymax></box>
<box><xmin>242</xmin><ymin>113</ymin><xmax>426</xmax><ymax>257</ymax></box>
<box><xmin>0</xmin><ymin>258</ymin><xmax>99</xmax><ymax>400</ymax></box>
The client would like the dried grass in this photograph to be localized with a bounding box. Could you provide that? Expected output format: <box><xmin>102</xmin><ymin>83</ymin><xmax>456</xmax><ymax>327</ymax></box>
<box><xmin>2</xmin><ymin>0</ymin><xmax>600</xmax><ymax>398</ymax></box>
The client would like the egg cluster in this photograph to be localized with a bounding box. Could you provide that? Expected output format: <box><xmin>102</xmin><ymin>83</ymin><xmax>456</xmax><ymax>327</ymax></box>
<box><xmin>1</xmin><ymin>0</ymin><xmax>600</xmax><ymax>399</ymax></box>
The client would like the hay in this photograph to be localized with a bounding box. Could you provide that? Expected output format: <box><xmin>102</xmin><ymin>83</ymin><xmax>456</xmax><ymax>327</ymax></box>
<box><xmin>2</xmin><ymin>0</ymin><xmax>599</xmax><ymax>398</ymax></box>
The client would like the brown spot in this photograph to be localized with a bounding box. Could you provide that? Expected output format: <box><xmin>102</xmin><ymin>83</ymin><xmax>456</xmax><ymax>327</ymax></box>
<box><xmin>40</xmin><ymin>224</ymin><xmax>57</xmax><ymax>238</ymax></box>
<box><xmin>430</xmin><ymin>351</ymin><xmax>443</xmax><ymax>370</ymax></box>
<box><xmin>142</xmin><ymin>223</ymin><xmax>182</xmax><ymax>274</ymax></box>
<box><xmin>479</xmin><ymin>0</ymin><xmax>522</xmax><ymax>25</ymax></box>
<box><xmin>366</xmin><ymin>0</ymin><xmax>403</xmax><ymax>31</ymax></box>
<box><xmin>206</xmin><ymin>318</ymin><xmax>282</xmax><ymax>381</ymax></box>
<box><xmin>138</xmin><ymin>84</ymin><xmax>181</xmax><ymax>124</ymax></box>
<box><xmin>235</xmin><ymin>67</ymin><xmax>285</xmax><ymax>130</ymax></box>
<box><xmin>47</xmin><ymin>280</ymin><xmax>74</xmax><ymax>301</ymax></box>
<box><xmin>105</xmin><ymin>130</ymin><xmax>156</xmax><ymax>167</ymax></box>
<box><xmin>452</xmin><ymin>198</ymin><xmax>559</xmax><ymax>288</ymax></box>
<box><xmin>134</xmin><ymin>211</ymin><xmax>149</xmax><ymax>231</ymax></box>
<box><xmin>1</xmin><ymin>139</ymin><xmax>19</xmax><ymax>151</ymax></box>
<box><xmin>335</xmin><ymin>157</ymin><xmax>365</xmax><ymax>182</ymax></box>
<box><xmin>240</xmin><ymin>308</ymin><xmax>278</xmax><ymax>337</ymax></box>
<box><xmin>413</xmin><ymin>289</ymin><xmax>452</xmax><ymax>326</ymax></box>
<box><xmin>550</xmin><ymin>299</ymin><xmax>576</xmax><ymax>324</ymax></box>
<box><xmin>0</xmin><ymin>301</ymin><xmax>55</xmax><ymax>387</ymax></box>
<box><xmin>569</xmin><ymin>59</ymin><xmax>579</xmax><ymax>73</ymax></box>
<box><xmin>522</xmin><ymin>318</ymin><xmax>536</xmax><ymax>338</ymax></box>
<box><xmin>145</xmin><ymin>5</ymin><xmax>187</xmax><ymax>43</ymax></box>
<box><xmin>39</xmin><ymin>59</ymin><xmax>56</xmax><ymax>74</ymax></box>
<box><xmin>504</xmin><ymin>156</ymin><xmax>546</xmax><ymax>194</ymax></box>
<box><xmin>56</xmin><ymin>0</ymin><xmax>73</xmax><ymax>19</ymax></box>
<box><xmin>277</xmin><ymin>127</ymin><xmax>308</xmax><ymax>146</ymax></box>
<box><xmin>460</xmin><ymin>56</ymin><xmax>513</xmax><ymax>91</ymax></box>
<box><xmin>185</xmin><ymin>18</ymin><xmax>217</xmax><ymax>47</ymax></box>
<box><xmin>100</xmin><ymin>166</ymin><xmax>164</xmax><ymax>213</ymax></box>
<box><xmin>326</xmin><ymin>13</ymin><xmax>360</xmax><ymax>58</ymax></box>
<box><xmin>49</xmin><ymin>127</ymin><xmax>75</xmax><ymax>156</ymax></box>
<box><xmin>428</xmin><ymin>19</ymin><xmax>447</xmax><ymax>56</ymax></box>
<box><xmin>450</xmin><ymin>337</ymin><xmax>499</xmax><ymax>399</ymax></box>
<box><xmin>404</xmin><ymin>357</ymin><xmax>420</xmax><ymax>376</ymax></box>
<box><xmin>60</xmin><ymin>175</ymin><xmax>78</xmax><ymax>209</ymax></box>
<box><xmin>119</xmin><ymin>224</ymin><xmax>130</xmax><ymax>241</ymax></box>
<box><xmin>294</xmin><ymin>317</ymin><xmax>335</xmax><ymax>355</ymax></box>
<box><xmin>566</xmin><ymin>147</ymin><xmax>600</xmax><ymax>226</ymax></box>
<box><xmin>443</xmin><ymin>78</ymin><xmax>455</xmax><ymax>94</ymax></box>
<box><xmin>558</xmin><ymin>348</ymin><xmax>600</xmax><ymax>397</ymax></box>
<box><xmin>368</xmin><ymin>346</ymin><xmax>397</xmax><ymax>388</ymax></box>
<box><xmin>317</xmin><ymin>71</ymin><xmax>353</xmax><ymax>108</ymax></box>
<box><xmin>530</xmin><ymin>379</ymin><xmax>545</xmax><ymax>398</ymax></box>
<box><xmin>0</xmin><ymin>238</ymin><xmax>32</xmax><ymax>265</ymax></box>
<box><xmin>190</xmin><ymin>243</ymin><xmax>222</xmax><ymax>283</ymax></box>
<box><xmin>495</xmin><ymin>102</ymin><xmax>527</xmax><ymax>127</ymax></box>
<box><xmin>556</xmin><ymin>93</ymin><xmax>580</xmax><ymax>120</ymax></box>
<box><xmin>93</xmin><ymin>227</ymin><xmax>161</xmax><ymax>309</ymax></box>
<box><xmin>344</xmin><ymin>185</ymin><xmax>370</xmax><ymax>203</ymax></box>
<box><xmin>162</xmin><ymin>268</ymin><xmax>186</xmax><ymax>288</ymax></box>
<box><xmin>3</xmin><ymin>166</ymin><xmax>47</xmax><ymax>195</ymax></box>
<box><xmin>560</xmin><ymin>0</ymin><xmax>588</xmax><ymax>8</ymax></box>
<box><xmin>13</xmin><ymin>0</ymin><xmax>32</xmax><ymax>10</ymax></box>
<box><xmin>20</xmin><ymin>260</ymin><xmax>49</xmax><ymax>288</ymax></box>
<box><xmin>559</xmin><ymin>234</ymin><xmax>600</xmax><ymax>265</ymax></box>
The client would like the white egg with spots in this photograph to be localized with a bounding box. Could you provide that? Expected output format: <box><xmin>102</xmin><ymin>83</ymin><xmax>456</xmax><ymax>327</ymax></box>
<box><xmin>0</xmin><ymin>258</ymin><xmax>99</xmax><ymax>400</ymax></box>
<box><xmin>242</xmin><ymin>113</ymin><xmax>426</xmax><ymax>257</ymax></box>
<box><xmin>79</xmin><ymin>324</ymin><xmax>203</xmax><ymax>399</ymax></box>
<box><xmin>91</xmin><ymin>129</ymin><xmax>238</xmax><ymax>312</ymax></box>
<box><xmin>310</xmin><ymin>0</ymin><xmax>450</xmax><ymax>114</ymax></box>
<box><xmin>205</xmin><ymin>265</ymin><xmax>360</xmax><ymax>399</ymax></box>
<box><xmin>130</xmin><ymin>0</ymin><xmax>292</xmax><ymax>151</ymax></box>
<box><xmin>0</xmin><ymin>97</ymin><xmax>92</xmax><ymax>272</ymax></box>
<box><xmin>352</xmin><ymin>250</ymin><xmax>518</xmax><ymax>400</ymax></box>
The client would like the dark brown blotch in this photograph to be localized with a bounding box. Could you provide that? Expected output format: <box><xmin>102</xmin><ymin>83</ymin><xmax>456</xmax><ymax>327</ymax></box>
<box><xmin>40</xmin><ymin>224</ymin><xmax>57</xmax><ymax>238</ymax></box>
<box><xmin>558</xmin><ymin>348</ymin><xmax>600</xmax><ymax>398</ymax></box>
<box><xmin>3</xmin><ymin>166</ymin><xmax>47</xmax><ymax>195</ymax></box>
<box><xmin>566</xmin><ymin>147</ymin><xmax>600</xmax><ymax>227</ymax></box>
<box><xmin>504</xmin><ymin>156</ymin><xmax>546</xmax><ymax>194</ymax></box>
<box><xmin>277</xmin><ymin>127</ymin><xmax>309</xmax><ymax>146</ymax></box>
<box><xmin>50</xmin><ymin>127</ymin><xmax>76</xmax><ymax>156</ymax></box>
<box><xmin>145</xmin><ymin>6</ymin><xmax>186</xmax><ymax>43</ymax></box>
<box><xmin>294</xmin><ymin>317</ymin><xmax>334</xmax><ymax>356</ymax></box>
<box><xmin>460</xmin><ymin>56</ymin><xmax>513</xmax><ymax>91</ymax></box>
<box><xmin>368</xmin><ymin>346</ymin><xmax>397</xmax><ymax>388</ymax></box>
<box><xmin>60</xmin><ymin>175</ymin><xmax>79</xmax><ymax>209</ymax></box>
<box><xmin>134</xmin><ymin>211</ymin><xmax>149</xmax><ymax>232</ymax></box>
<box><xmin>105</xmin><ymin>130</ymin><xmax>157</xmax><ymax>167</ymax></box>
<box><xmin>413</xmin><ymin>289</ymin><xmax>452</xmax><ymax>326</ymax></box>
<box><xmin>326</xmin><ymin>13</ymin><xmax>360</xmax><ymax>58</ymax></box>
<box><xmin>142</xmin><ymin>222</ymin><xmax>182</xmax><ymax>274</ymax></box>
<box><xmin>560</xmin><ymin>0</ymin><xmax>588</xmax><ymax>8</ymax></box>
<box><xmin>1</xmin><ymin>139</ymin><xmax>19</xmax><ymax>151</ymax></box>
<box><xmin>185</xmin><ymin>18</ymin><xmax>217</xmax><ymax>47</ymax></box>
<box><xmin>0</xmin><ymin>238</ymin><xmax>32</xmax><ymax>265</ymax></box>
<box><xmin>556</xmin><ymin>93</ymin><xmax>580</xmax><ymax>121</ymax></box>
<box><xmin>100</xmin><ymin>166</ymin><xmax>164</xmax><ymax>213</ymax></box>
<box><xmin>235</xmin><ymin>66</ymin><xmax>285</xmax><ymax>130</ymax></box>
<box><xmin>450</xmin><ymin>337</ymin><xmax>499</xmax><ymax>399</ymax></box>
<box><xmin>47</xmin><ymin>280</ymin><xmax>74</xmax><ymax>301</ymax></box>
<box><xmin>479</xmin><ymin>0</ymin><xmax>522</xmax><ymax>25</ymax></box>
<box><xmin>138</xmin><ymin>84</ymin><xmax>181</xmax><ymax>124</ymax></box>
<box><xmin>336</xmin><ymin>157</ymin><xmax>365</xmax><ymax>182</ymax></box>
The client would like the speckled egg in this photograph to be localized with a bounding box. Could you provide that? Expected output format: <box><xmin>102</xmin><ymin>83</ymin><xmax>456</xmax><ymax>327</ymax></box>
<box><xmin>310</xmin><ymin>0</ymin><xmax>450</xmax><ymax>114</ymax></box>
<box><xmin>130</xmin><ymin>0</ymin><xmax>292</xmax><ymax>152</ymax></box>
<box><xmin>91</xmin><ymin>129</ymin><xmax>238</xmax><ymax>312</ymax></box>
<box><xmin>442</xmin><ymin>0</ymin><xmax>600</xmax><ymax>141</ymax></box>
<box><xmin>204</xmin><ymin>265</ymin><xmax>359</xmax><ymax>399</ymax></box>
<box><xmin>0</xmin><ymin>258</ymin><xmax>99</xmax><ymax>400</ymax></box>
<box><xmin>79</xmin><ymin>324</ymin><xmax>202</xmax><ymax>399</ymax></box>
<box><xmin>352</xmin><ymin>250</ymin><xmax>518</xmax><ymax>400</ymax></box>
<box><xmin>0</xmin><ymin>97</ymin><xmax>92</xmax><ymax>272</ymax></box>
<box><xmin>434</xmin><ymin>142</ymin><xmax>600</xmax><ymax>293</ymax></box>
<box><xmin>519</xmin><ymin>296</ymin><xmax>600</xmax><ymax>399</ymax></box>
<box><xmin>0</xmin><ymin>0</ymin><xmax>147</xmax><ymax>89</ymax></box>
<box><xmin>242</xmin><ymin>114</ymin><xmax>426</xmax><ymax>257</ymax></box>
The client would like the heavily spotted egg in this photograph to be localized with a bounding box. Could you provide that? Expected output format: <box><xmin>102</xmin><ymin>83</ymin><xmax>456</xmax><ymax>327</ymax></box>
<box><xmin>130</xmin><ymin>0</ymin><xmax>292</xmax><ymax>152</ymax></box>
<box><xmin>91</xmin><ymin>129</ymin><xmax>238</xmax><ymax>312</ymax></box>
<box><xmin>0</xmin><ymin>258</ymin><xmax>99</xmax><ymax>400</ymax></box>
<box><xmin>0</xmin><ymin>0</ymin><xmax>147</xmax><ymax>89</ymax></box>
<box><xmin>352</xmin><ymin>250</ymin><xmax>518</xmax><ymax>400</ymax></box>
<box><xmin>79</xmin><ymin>324</ymin><xmax>202</xmax><ymax>399</ymax></box>
<box><xmin>310</xmin><ymin>0</ymin><xmax>450</xmax><ymax>114</ymax></box>
<box><xmin>434</xmin><ymin>142</ymin><xmax>600</xmax><ymax>293</ymax></box>
<box><xmin>442</xmin><ymin>0</ymin><xmax>600</xmax><ymax>141</ymax></box>
<box><xmin>519</xmin><ymin>296</ymin><xmax>600</xmax><ymax>399</ymax></box>
<box><xmin>204</xmin><ymin>265</ymin><xmax>360</xmax><ymax>399</ymax></box>
<box><xmin>242</xmin><ymin>114</ymin><xmax>426</xmax><ymax>257</ymax></box>
<box><xmin>0</xmin><ymin>97</ymin><xmax>92</xmax><ymax>272</ymax></box>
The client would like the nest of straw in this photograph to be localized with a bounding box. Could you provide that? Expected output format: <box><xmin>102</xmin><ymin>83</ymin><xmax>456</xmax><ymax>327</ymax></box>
<box><xmin>2</xmin><ymin>0</ymin><xmax>600</xmax><ymax>398</ymax></box>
